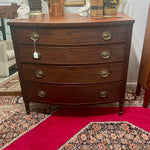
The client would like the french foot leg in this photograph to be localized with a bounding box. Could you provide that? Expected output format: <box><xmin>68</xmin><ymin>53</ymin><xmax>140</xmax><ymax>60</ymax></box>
<box><xmin>24</xmin><ymin>101</ymin><xmax>30</xmax><ymax>115</ymax></box>
<box><xmin>136</xmin><ymin>82</ymin><xmax>141</xmax><ymax>96</ymax></box>
<box><xmin>119</xmin><ymin>101</ymin><xmax>124</xmax><ymax>116</ymax></box>
<box><xmin>143</xmin><ymin>89</ymin><xmax>150</xmax><ymax>108</ymax></box>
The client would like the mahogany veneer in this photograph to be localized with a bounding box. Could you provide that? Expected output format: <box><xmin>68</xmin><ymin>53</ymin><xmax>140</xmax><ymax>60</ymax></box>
<box><xmin>22</xmin><ymin>63</ymin><xmax>124</xmax><ymax>84</ymax></box>
<box><xmin>8</xmin><ymin>13</ymin><xmax>134</xmax><ymax>115</ymax></box>
<box><xmin>18</xmin><ymin>44</ymin><xmax>126</xmax><ymax>64</ymax></box>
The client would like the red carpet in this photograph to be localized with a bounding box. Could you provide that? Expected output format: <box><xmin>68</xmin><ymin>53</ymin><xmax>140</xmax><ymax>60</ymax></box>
<box><xmin>5</xmin><ymin>107</ymin><xmax>150</xmax><ymax>150</ymax></box>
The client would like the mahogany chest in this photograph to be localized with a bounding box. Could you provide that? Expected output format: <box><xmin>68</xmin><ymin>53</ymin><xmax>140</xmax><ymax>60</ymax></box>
<box><xmin>8</xmin><ymin>13</ymin><xmax>134</xmax><ymax>115</ymax></box>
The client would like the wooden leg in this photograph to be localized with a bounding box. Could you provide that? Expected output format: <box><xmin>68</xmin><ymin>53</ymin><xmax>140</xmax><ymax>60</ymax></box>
<box><xmin>136</xmin><ymin>82</ymin><xmax>141</xmax><ymax>96</ymax></box>
<box><xmin>24</xmin><ymin>101</ymin><xmax>30</xmax><ymax>115</ymax></box>
<box><xmin>119</xmin><ymin>101</ymin><xmax>124</xmax><ymax>116</ymax></box>
<box><xmin>143</xmin><ymin>89</ymin><xmax>150</xmax><ymax>108</ymax></box>
<box><xmin>1</xmin><ymin>18</ymin><xmax>6</xmax><ymax>40</ymax></box>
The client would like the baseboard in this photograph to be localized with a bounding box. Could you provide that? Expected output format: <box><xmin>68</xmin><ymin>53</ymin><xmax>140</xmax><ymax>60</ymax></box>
<box><xmin>126</xmin><ymin>82</ymin><xmax>137</xmax><ymax>88</ymax></box>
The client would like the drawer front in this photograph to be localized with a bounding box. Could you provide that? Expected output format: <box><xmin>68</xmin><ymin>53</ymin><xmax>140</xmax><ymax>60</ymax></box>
<box><xmin>19</xmin><ymin>44</ymin><xmax>125</xmax><ymax>64</ymax></box>
<box><xmin>22</xmin><ymin>63</ymin><xmax>124</xmax><ymax>84</ymax></box>
<box><xmin>15</xmin><ymin>26</ymin><xmax>127</xmax><ymax>45</ymax></box>
<box><xmin>24</xmin><ymin>82</ymin><xmax>123</xmax><ymax>104</ymax></box>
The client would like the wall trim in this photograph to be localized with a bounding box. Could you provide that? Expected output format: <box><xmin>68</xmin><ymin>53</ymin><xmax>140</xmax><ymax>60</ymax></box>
<box><xmin>126</xmin><ymin>82</ymin><xmax>137</xmax><ymax>88</ymax></box>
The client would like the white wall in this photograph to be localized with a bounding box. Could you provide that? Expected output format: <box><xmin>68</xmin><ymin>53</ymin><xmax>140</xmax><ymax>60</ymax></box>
<box><xmin>119</xmin><ymin>0</ymin><xmax>150</xmax><ymax>83</ymax></box>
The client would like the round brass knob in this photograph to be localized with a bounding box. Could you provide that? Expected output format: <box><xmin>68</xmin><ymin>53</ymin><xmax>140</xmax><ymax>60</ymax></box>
<box><xmin>30</xmin><ymin>32</ymin><xmax>39</xmax><ymax>42</ymax></box>
<box><xmin>99</xmin><ymin>91</ymin><xmax>108</xmax><ymax>98</ymax></box>
<box><xmin>38</xmin><ymin>91</ymin><xmax>46</xmax><ymax>98</ymax></box>
<box><xmin>32</xmin><ymin>52</ymin><xmax>41</xmax><ymax>60</ymax></box>
<box><xmin>100</xmin><ymin>70</ymin><xmax>110</xmax><ymax>78</ymax></box>
<box><xmin>102</xmin><ymin>31</ymin><xmax>112</xmax><ymax>41</ymax></box>
<box><xmin>35</xmin><ymin>70</ymin><xmax>44</xmax><ymax>78</ymax></box>
<box><xmin>101</xmin><ymin>51</ymin><xmax>111</xmax><ymax>59</ymax></box>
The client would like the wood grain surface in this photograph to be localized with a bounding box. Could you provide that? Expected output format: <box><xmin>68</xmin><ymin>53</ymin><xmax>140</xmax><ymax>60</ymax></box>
<box><xmin>8</xmin><ymin>13</ymin><xmax>134</xmax><ymax>115</ymax></box>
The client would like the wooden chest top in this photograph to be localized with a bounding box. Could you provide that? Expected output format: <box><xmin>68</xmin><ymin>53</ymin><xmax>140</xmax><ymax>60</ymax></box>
<box><xmin>8</xmin><ymin>12</ymin><xmax>134</xmax><ymax>27</ymax></box>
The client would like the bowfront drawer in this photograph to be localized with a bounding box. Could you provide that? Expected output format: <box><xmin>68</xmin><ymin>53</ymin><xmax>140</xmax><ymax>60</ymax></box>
<box><xmin>19</xmin><ymin>43</ymin><xmax>125</xmax><ymax>64</ymax></box>
<box><xmin>22</xmin><ymin>63</ymin><xmax>124</xmax><ymax>84</ymax></box>
<box><xmin>15</xmin><ymin>26</ymin><xmax>127</xmax><ymax>45</ymax></box>
<box><xmin>24</xmin><ymin>81</ymin><xmax>123</xmax><ymax>104</ymax></box>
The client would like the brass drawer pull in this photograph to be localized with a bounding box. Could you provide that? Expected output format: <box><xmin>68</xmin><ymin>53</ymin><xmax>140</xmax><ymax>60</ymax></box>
<box><xmin>32</xmin><ymin>52</ymin><xmax>41</xmax><ymax>60</ymax></box>
<box><xmin>35</xmin><ymin>70</ymin><xmax>44</xmax><ymax>78</ymax></box>
<box><xmin>38</xmin><ymin>91</ymin><xmax>46</xmax><ymax>98</ymax></box>
<box><xmin>99</xmin><ymin>91</ymin><xmax>108</xmax><ymax>98</ymax></box>
<box><xmin>102</xmin><ymin>31</ymin><xmax>112</xmax><ymax>41</ymax></box>
<box><xmin>30</xmin><ymin>32</ymin><xmax>39</xmax><ymax>42</ymax></box>
<box><xmin>101</xmin><ymin>51</ymin><xmax>111</xmax><ymax>59</ymax></box>
<box><xmin>100</xmin><ymin>70</ymin><xmax>110</xmax><ymax>78</ymax></box>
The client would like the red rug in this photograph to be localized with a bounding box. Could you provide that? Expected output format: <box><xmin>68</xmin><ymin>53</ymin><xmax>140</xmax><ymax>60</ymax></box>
<box><xmin>4</xmin><ymin>107</ymin><xmax>150</xmax><ymax>150</ymax></box>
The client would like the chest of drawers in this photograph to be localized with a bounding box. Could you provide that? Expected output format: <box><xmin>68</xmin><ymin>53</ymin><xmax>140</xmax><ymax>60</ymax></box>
<box><xmin>8</xmin><ymin>13</ymin><xmax>134</xmax><ymax>116</ymax></box>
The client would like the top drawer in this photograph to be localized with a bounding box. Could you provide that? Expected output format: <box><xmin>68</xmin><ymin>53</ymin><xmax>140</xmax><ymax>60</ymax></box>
<box><xmin>15</xmin><ymin>26</ymin><xmax>127</xmax><ymax>45</ymax></box>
